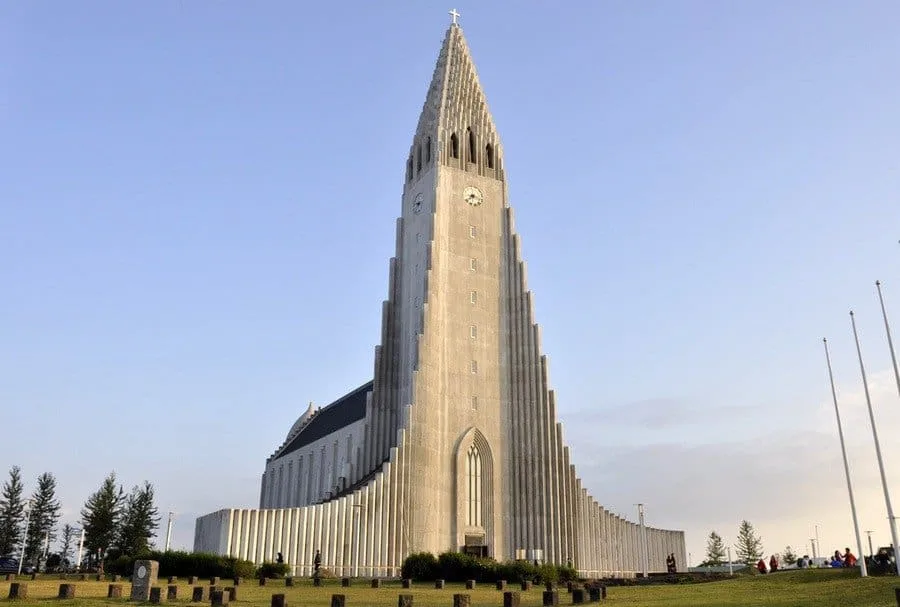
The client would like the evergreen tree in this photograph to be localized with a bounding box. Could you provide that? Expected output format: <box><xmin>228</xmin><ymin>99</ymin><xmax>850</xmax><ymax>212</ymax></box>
<box><xmin>782</xmin><ymin>545</ymin><xmax>797</xmax><ymax>565</ymax></box>
<box><xmin>59</xmin><ymin>524</ymin><xmax>77</xmax><ymax>568</ymax></box>
<box><xmin>118</xmin><ymin>482</ymin><xmax>160</xmax><ymax>556</ymax></box>
<box><xmin>80</xmin><ymin>472</ymin><xmax>124</xmax><ymax>563</ymax></box>
<box><xmin>0</xmin><ymin>466</ymin><xmax>26</xmax><ymax>555</ymax></box>
<box><xmin>24</xmin><ymin>472</ymin><xmax>61</xmax><ymax>564</ymax></box>
<box><xmin>734</xmin><ymin>520</ymin><xmax>764</xmax><ymax>566</ymax></box>
<box><xmin>703</xmin><ymin>530</ymin><xmax>726</xmax><ymax>566</ymax></box>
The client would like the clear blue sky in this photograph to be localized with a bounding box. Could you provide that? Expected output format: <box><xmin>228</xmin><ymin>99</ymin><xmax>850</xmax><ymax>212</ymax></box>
<box><xmin>2</xmin><ymin>1</ymin><xmax>899</xmax><ymax>564</ymax></box>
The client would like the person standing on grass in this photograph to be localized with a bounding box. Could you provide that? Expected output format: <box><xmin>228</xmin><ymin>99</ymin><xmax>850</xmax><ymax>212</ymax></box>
<box><xmin>842</xmin><ymin>548</ymin><xmax>857</xmax><ymax>567</ymax></box>
<box><xmin>769</xmin><ymin>554</ymin><xmax>778</xmax><ymax>572</ymax></box>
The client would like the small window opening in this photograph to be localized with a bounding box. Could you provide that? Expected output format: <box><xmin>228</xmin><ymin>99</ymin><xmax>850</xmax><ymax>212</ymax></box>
<box><xmin>469</xmin><ymin>225</ymin><xmax>477</xmax><ymax>238</ymax></box>
<box><xmin>450</xmin><ymin>133</ymin><xmax>459</xmax><ymax>159</ymax></box>
<box><xmin>416</xmin><ymin>145</ymin><xmax>422</xmax><ymax>172</ymax></box>
<box><xmin>467</xmin><ymin>128</ymin><xmax>476</xmax><ymax>163</ymax></box>
<box><xmin>426</xmin><ymin>137</ymin><xmax>432</xmax><ymax>163</ymax></box>
<box><xmin>406</xmin><ymin>156</ymin><xmax>413</xmax><ymax>182</ymax></box>
<box><xmin>470</xmin><ymin>258</ymin><xmax>477</xmax><ymax>271</ymax></box>
<box><xmin>472</xmin><ymin>396</ymin><xmax>478</xmax><ymax>410</ymax></box>
<box><xmin>470</xmin><ymin>360</ymin><xmax>478</xmax><ymax>374</ymax></box>
<box><xmin>470</xmin><ymin>291</ymin><xmax>477</xmax><ymax>304</ymax></box>
<box><xmin>485</xmin><ymin>143</ymin><xmax>494</xmax><ymax>169</ymax></box>
<box><xmin>470</xmin><ymin>325</ymin><xmax>477</xmax><ymax>339</ymax></box>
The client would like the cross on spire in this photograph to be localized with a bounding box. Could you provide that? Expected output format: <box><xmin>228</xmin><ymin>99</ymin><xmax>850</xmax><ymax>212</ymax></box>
<box><xmin>449</xmin><ymin>8</ymin><xmax>460</xmax><ymax>25</ymax></box>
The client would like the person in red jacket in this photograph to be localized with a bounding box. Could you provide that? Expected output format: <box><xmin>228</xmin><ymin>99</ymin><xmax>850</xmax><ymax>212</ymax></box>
<box><xmin>769</xmin><ymin>554</ymin><xmax>778</xmax><ymax>572</ymax></box>
<box><xmin>756</xmin><ymin>559</ymin><xmax>767</xmax><ymax>574</ymax></box>
<box><xmin>843</xmin><ymin>548</ymin><xmax>857</xmax><ymax>567</ymax></box>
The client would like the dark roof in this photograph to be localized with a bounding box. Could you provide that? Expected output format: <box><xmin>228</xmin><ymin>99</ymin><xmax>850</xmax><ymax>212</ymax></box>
<box><xmin>274</xmin><ymin>381</ymin><xmax>373</xmax><ymax>460</ymax></box>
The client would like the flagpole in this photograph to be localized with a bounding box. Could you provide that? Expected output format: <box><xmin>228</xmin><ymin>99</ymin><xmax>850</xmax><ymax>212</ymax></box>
<box><xmin>875</xmin><ymin>281</ymin><xmax>900</xmax><ymax>403</ymax></box>
<box><xmin>823</xmin><ymin>338</ymin><xmax>867</xmax><ymax>577</ymax></box>
<box><xmin>850</xmin><ymin>310</ymin><xmax>900</xmax><ymax>567</ymax></box>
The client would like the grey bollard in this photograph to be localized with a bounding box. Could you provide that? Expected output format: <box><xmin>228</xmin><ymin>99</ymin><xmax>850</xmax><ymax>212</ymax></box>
<box><xmin>211</xmin><ymin>588</ymin><xmax>230</xmax><ymax>606</ymax></box>
<box><xmin>453</xmin><ymin>594</ymin><xmax>470</xmax><ymax>607</ymax></box>
<box><xmin>313</xmin><ymin>577</ymin><xmax>322</xmax><ymax>587</ymax></box>
<box><xmin>542</xmin><ymin>590</ymin><xmax>559</xmax><ymax>606</ymax></box>
<box><xmin>259</xmin><ymin>577</ymin><xmax>267</xmax><ymax>586</ymax></box>
<box><xmin>150</xmin><ymin>587</ymin><xmax>162</xmax><ymax>604</ymax></box>
<box><xmin>371</xmin><ymin>579</ymin><xmax>381</xmax><ymax>588</ymax></box>
<box><xmin>189</xmin><ymin>576</ymin><xmax>198</xmax><ymax>585</ymax></box>
<box><xmin>272</xmin><ymin>593</ymin><xmax>287</xmax><ymax>607</ymax></box>
<box><xmin>210</xmin><ymin>577</ymin><xmax>220</xmax><ymax>586</ymax></box>
<box><xmin>398</xmin><ymin>593</ymin><xmax>414</xmax><ymax>607</ymax></box>
<box><xmin>895</xmin><ymin>588</ymin><xmax>900</xmax><ymax>607</ymax></box>
<box><xmin>169</xmin><ymin>576</ymin><xmax>178</xmax><ymax>584</ymax></box>
<box><xmin>58</xmin><ymin>584</ymin><xmax>76</xmax><ymax>599</ymax></box>
<box><xmin>520</xmin><ymin>581</ymin><xmax>532</xmax><ymax>591</ymax></box>
<box><xmin>465</xmin><ymin>580</ymin><xmax>476</xmax><ymax>590</ymax></box>
<box><xmin>402</xmin><ymin>579</ymin><xmax>412</xmax><ymax>589</ymax></box>
<box><xmin>435</xmin><ymin>579</ymin><xmax>445</xmax><ymax>589</ymax></box>
<box><xmin>192</xmin><ymin>586</ymin><xmax>210</xmax><ymax>602</ymax></box>
<box><xmin>572</xmin><ymin>589</ymin><xmax>585</xmax><ymax>604</ymax></box>
<box><xmin>496</xmin><ymin>580</ymin><xmax>507</xmax><ymax>590</ymax></box>
<box><xmin>8</xmin><ymin>583</ymin><xmax>28</xmax><ymax>599</ymax></box>
<box><xmin>341</xmin><ymin>578</ymin><xmax>351</xmax><ymax>587</ymax></box>
<box><xmin>588</xmin><ymin>587</ymin><xmax>600</xmax><ymax>602</ymax></box>
<box><xmin>285</xmin><ymin>577</ymin><xmax>294</xmax><ymax>587</ymax></box>
<box><xmin>108</xmin><ymin>584</ymin><xmax>123</xmax><ymax>598</ymax></box>
<box><xmin>503</xmin><ymin>591</ymin><xmax>521</xmax><ymax>607</ymax></box>
<box><xmin>5</xmin><ymin>574</ymin><xmax>15</xmax><ymax>581</ymax></box>
<box><xmin>168</xmin><ymin>585</ymin><xmax>179</xmax><ymax>600</ymax></box>
<box><xmin>331</xmin><ymin>594</ymin><xmax>346</xmax><ymax>607</ymax></box>
<box><xmin>225</xmin><ymin>587</ymin><xmax>237</xmax><ymax>601</ymax></box>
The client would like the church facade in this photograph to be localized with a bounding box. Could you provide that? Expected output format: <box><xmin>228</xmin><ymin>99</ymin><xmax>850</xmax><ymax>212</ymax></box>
<box><xmin>194</xmin><ymin>19</ymin><xmax>686</xmax><ymax>578</ymax></box>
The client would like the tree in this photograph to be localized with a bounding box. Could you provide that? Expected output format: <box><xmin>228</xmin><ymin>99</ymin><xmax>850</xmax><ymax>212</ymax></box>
<box><xmin>735</xmin><ymin>520</ymin><xmax>764</xmax><ymax>566</ymax></box>
<box><xmin>703</xmin><ymin>530</ymin><xmax>726</xmax><ymax>566</ymax></box>
<box><xmin>0</xmin><ymin>466</ymin><xmax>26</xmax><ymax>555</ymax></box>
<box><xmin>59</xmin><ymin>524</ymin><xmax>77</xmax><ymax>568</ymax></box>
<box><xmin>118</xmin><ymin>481</ymin><xmax>160</xmax><ymax>556</ymax></box>
<box><xmin>80</xmin><ymin>472</ymin><xmax>124</xmax><ymax>564</ymax></box>
<box><xmin>782</xmin><ymin>545</ymin><xmax>797</xmax><ymax>566</ymax></box>
<box><xmin>25</xmin><ymin>472</ymin><xmax>61</xmax><ymax>565</ymax></box>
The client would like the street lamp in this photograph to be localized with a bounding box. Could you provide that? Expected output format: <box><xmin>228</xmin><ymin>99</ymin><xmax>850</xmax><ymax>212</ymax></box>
<box><xmin>865</xmin><ymin>530</ymin><xmax>874</xmax><ymax>558</ymax></box>
<box><xmin>18</xmin><ymin>500</ymin><xmax>33</xmax><ymax>575</ymax></box>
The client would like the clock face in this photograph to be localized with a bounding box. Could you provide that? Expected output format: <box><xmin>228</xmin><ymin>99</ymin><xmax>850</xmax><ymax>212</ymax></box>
<box><xmin>137</xmin><ymin>565</ymin><xmax>147</xmax><ymax>579</ymax></box>
<box><xmin>413</xmin><ymin>193</ymin><xmax>424</xmax><ymax>214</ymax></box>
<box><xmin>463</xmin><ymin>186</ymin><xmax>483</xmax><ymax>207</ymax></box>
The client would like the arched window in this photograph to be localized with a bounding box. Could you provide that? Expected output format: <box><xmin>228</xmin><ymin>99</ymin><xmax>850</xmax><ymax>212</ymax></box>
<box><xmin>485</xmin><ymin>143</ymin><xmax>494</xmax><ymax>169</ymax></box>
<box><xmin>426</xmin><ymin>137</ymin><xmax>432</xmax><ymax>163</ymax></box>
<box><xmin>467</xmin><ymin>128</ymin><xmax>476</xmax><ymax>163</ymax></box>
<box><xmin>467</xmin><ymin>444</ymin><xmax>482</xmax><ymax>527</ymax></box>
<box><xmin>450</xmin><ymin>133</ymin><xmax>459</xmax><ymax>159</ymax></box>
<box><xmin>416</xmin><ymin>144</ymin><xmax>422</xmax><ymax>173</ymax></box>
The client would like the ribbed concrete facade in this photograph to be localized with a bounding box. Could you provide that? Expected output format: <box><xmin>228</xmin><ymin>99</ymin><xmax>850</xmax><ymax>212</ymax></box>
<box><xmin>195</xmin><ymin>21</ymin><xmax>686</xmax><ymax>578</ymax></box>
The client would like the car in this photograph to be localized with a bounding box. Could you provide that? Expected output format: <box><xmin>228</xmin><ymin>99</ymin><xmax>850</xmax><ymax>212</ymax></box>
<box><xmin>0</xmin><ymin>556</ymin><xmax>36</xmax><ymax>574</ymax></box>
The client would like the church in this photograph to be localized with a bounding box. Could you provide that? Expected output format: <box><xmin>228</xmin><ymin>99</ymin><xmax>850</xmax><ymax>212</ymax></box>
<box><xmin>194</xmin><ymin>15</ymin><xmax>686</xmax><ymax>578</ymax></box>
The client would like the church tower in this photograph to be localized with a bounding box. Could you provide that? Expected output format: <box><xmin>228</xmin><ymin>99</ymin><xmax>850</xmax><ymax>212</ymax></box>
<box><xmin>194</xmin><ymin>16</ymin><xmax>686</xmax><ymax>577</ymax></box>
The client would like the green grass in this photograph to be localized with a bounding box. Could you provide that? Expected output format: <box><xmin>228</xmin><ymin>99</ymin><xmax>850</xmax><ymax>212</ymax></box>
<box><xmin>1</xmin><ymin>570</ymin><xmax>898</xmax><ymax>607</ymax></box>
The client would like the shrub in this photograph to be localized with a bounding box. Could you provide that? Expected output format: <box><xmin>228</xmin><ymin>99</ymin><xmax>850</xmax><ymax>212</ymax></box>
<box><xmin>402</xmin><ymin>552</ymin><xmax>439</xmax><ymax>580</ymax></box>
<box><xmin>105</xmin><ymin>550</ymin><xmax>256</xmax><ymax>579</ymax></box>
<box><xmin>257</xmin><ymin>562</ymin><xmax>290</xmax><ymax>579</ymax></box>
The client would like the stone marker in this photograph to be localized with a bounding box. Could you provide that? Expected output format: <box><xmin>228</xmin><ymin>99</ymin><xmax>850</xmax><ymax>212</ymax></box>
<box><xmin>211</xmin><ymin>588</ymin><xmax>230</xmax><ymax>606</ymax></box>
<box><xmin>131</xmin><ymin>560</ymin><xmax>160</xmax><ymax>602</ymax></box>
<box><xmin>285</xmin><ymin>577</ymin><xmax>294</xmax><ymax>587</ymax></box>
<box><xmin>600</xmin><ymin>586</ymin><xmax>607</xmax><ymax>600</ymax></box>
<box><xmin>5</xmin><ymin>574</ymin><xmax>15</xmax><ymax>581</ymax></box>
<box><xmin>189</xmin><ymin>576</ymin><xmax>199</xmax><ymax>584</ymax></box>
<box><xmin>542</xmin><ymin>590</ymin><xmax>559</xmax><ymax>606</ymax></box>
<box><xmin>313</xmin><ymin>577</ymin><xmax>322</xmax><ymax>587</ymax></box>
<box><xmin>108</xmin><ymin>584</ymin><xmax>123</xmax><ymax>598</ymax></box>
<box><xmin>341</xmin><ymin>577</ymin><xmax>351</xmax><ymax>587</ymax></box>
<box><xmin>566</xmin><ymin>582</ymin><xmax>574</xmax><ymax>593</ymax></box>
<box><xmin>520</xmin><ymin>581</ymin><xmax>532</xmax><ymax>591</ymax></box>
<box><xmin>398</xmin><ymin>593</ymin><xmax>413</xmax><ymax>607</ymax></box>
<box><xmin>894</xmin><ymin>588</ymin><xmax>899</xmax><ymax>607</ymax></box>
<box><xmin>150</xmin><ymin>587</ymin><xmax>162</xmax><ymax>604</ymax></box>
<box><xmin>169</xmin><ymin>576</ymin><xmax>178</xmax><ymax>584</ymax></box>
<box><xmin>331</xmin><ymin>593</ymin><xmax>346</xmax><ymax>607</ymax></box>
<box><xmin>30</xmin><ymin>573</ymin><xmax>37</xmax><ymax>581</ymax></box>
<box><xmin>58</xmin><ymin>584</ymin><xmax>76</xmax><ymax>599</ymax></box>
<box><xmin>402</xmin><ymin>578</ymin><xmax>412</xmax><ymax>589</ymax></box>
<box><xmin>225</xmin><ymin>587</ymin><xmax>237</xmax><ymax>601</ymax></box>
<box><xmin>113</xmin><ymin>575</ymin><xmax>121</xmax><ymax>582</ymax></box>
<box><xmin>79</xmin><ymin>574</ymin><xmax>88</xmax><ymax>581</ymax></box>
<box><xmin>259</xmin><ymin>577</ymin><xmax>267</xmax><ymax>586</ymax></box>
<box><xmin>496</xmin><ymin>580</ymin><xmax>506</xmax><ymax>590</ymax></box>
<box><xmin>588</xmin><ymin>587</ymin><xmax>600</xmax><ymax>602</ymax></box>
<box><xmin>453</xmin><ymin>593</ymin><xmax>470</xmax><ymax>607</ymax></box>
<box><xmin>572</xmin><ymin>589</ymin><xmax>585</xmax><ymax>604</ymax></box>
<box><xmin>8</xmin><ymin>582</ymin><xmax>28</xmax><ymax>599</ymax></box>
<box><xmin>192</xmin><ymin>586</ymin><xmax>210</xmax><ymax>602</ymax></box>
<box><xmin>434</xmin><ymin>579</ymin><xmax>445</xmax><ymax>589</ymax></box>
<box><xmin>271</xmin><ymin>593</ymin><xmax>287</xmax><ymax>607</ymax></box>
<box><xmin>545</xmin><ymin>583</ymin><xmax>555</xmax><ymax>592</ymax></box>
<box><xmin>95</xmin><ymin>574</ymin><xmax>103</xmax><ymax>581</ymax></box>
<box><xmin>168</xmin><ymin>585</ymin><xmax>179</xmax><ymax>600</ymax></box>
<box><xmin>503</xmin><ymin>591</ymin><xmax>521</xmax><ymax>607</ymax></box>
<box><xmin>371</xmin><ymin>579</ymin><xmax>381</xmax><ymax>588</ymax></box>
<box><xmin>465</xmin><ymin>580</ymin><xmax>476</xmax><ymax>590</ymax></box>
<box><xmin>211</xmin><ymin>577</ymin><xmax>221</xmax><ymax>586</ymax></box>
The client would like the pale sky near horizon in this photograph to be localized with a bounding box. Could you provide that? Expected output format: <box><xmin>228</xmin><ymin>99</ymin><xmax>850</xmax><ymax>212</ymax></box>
<box><xmin>2</xmin><ymin>1</ymin><xmax>899</xmax><ymax>567</ymax></box>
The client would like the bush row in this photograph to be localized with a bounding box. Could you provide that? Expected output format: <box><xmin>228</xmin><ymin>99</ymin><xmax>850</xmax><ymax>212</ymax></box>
<box><xmin>401</xmin><ymin>552</ymin><xmax>578</xmax><ymax>584</ymax></box>
<box><xmin>106</xmin><ymin>551</ymin><xmax>257</xmax><ymax>579</ymax></box>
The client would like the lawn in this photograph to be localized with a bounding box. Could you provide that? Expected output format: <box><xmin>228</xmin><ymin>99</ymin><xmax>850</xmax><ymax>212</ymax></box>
<box><xmin>1</xmin><ymin>570</ymin><xmax>898</xmax><ymax>607</ymax></box>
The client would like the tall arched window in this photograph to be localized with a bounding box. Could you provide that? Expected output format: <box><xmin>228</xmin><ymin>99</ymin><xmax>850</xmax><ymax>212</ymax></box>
<box><xmin>426</xmin><ymin>137</ymin><xmax>432</xmax><ymax>162</ymax></box>
<box><xmin>467</xmin><ymin>128</ymin><xmax>477</xmax><ymax>163</ymax></box>
<box><xmin>406</xmin><ymin>156</ymin><xmax>413</xmax><ymax>182</ymax></box>
<box><xmin>467</xmin><ymin>444</ymin><xmax>482</xmax><ymax>526</ymax></box>
<box><xmin>485</xmin><ymin>143</ymin><xmax>494</xmax><ymax>169</ymax></box>
<box><xmin>450</xmin><ymin>133</ymin><xmax>459</xmax><ymax>159</ymax></box>
<box><xmin>416</xmin><ymin>144</ymin><xmax>422</xmax><ymax>173</ymax></box>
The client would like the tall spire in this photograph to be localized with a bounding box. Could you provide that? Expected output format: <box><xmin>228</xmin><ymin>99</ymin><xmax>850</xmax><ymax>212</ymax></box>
<box><xmin>410</xmin><ymin>19</ymin><xmax>501</xmax><ymax>171</ymax></box>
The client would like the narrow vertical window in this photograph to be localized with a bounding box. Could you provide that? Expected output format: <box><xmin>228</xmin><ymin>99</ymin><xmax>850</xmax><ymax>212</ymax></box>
<box><xmin>416</xmin><ymin>144</ymin><xmax>422</xmax><ymax>173</ymax></box>
<box><xmin>470</xmin><ymin>291</ymin><xmax>477</xmax><ymax>304</ymax></box>
<box><xmin>470</xmin><ymin>258</ymin><xmax>477</xmax><ymax>271</ymax></box>
<box><xmin>472</xmin><ymin>396</ymin><xmax>478</xmax><ymax>410</ymax></box>
<box><xmin>467</xmin><ymin>445</ymin><xmax>482</xmax><ymax>526</ymax></box>
<box><xmin>485</xmin><ymin>143</ymin><xmax>494</xmax><ymax>169</ymax></box>
<box><xmin>467</xmin><ymin>128</ymin><xmax>476</xmax><ymax>163</ymax></box>
<box><xmin>469</xmin><ymin>225</ymin><xmax>477</xmax><ymax>238</ymax></box>
<box><xmin>426</xmin><ymin>137</ymin><xmax>432</xmax><ymax>163</ymax></box>
<box><xmin>470</xmin><ymin>360</ymin><xmax>478</xmax><ymax>373</ymax></box>
<box><xmin>450</xmin><ymin>133</ymin><xmax>459</xmax><ymax>159</ymax></box>
<box><xmin>407</xmin><ymin>156</ymin><xmax>413</xmax><ymax>182</ymax></box>
<box><xmin>470</xmin><ymin>325</ymin><xmax>477</xmax><ymax>339</ymax></box>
